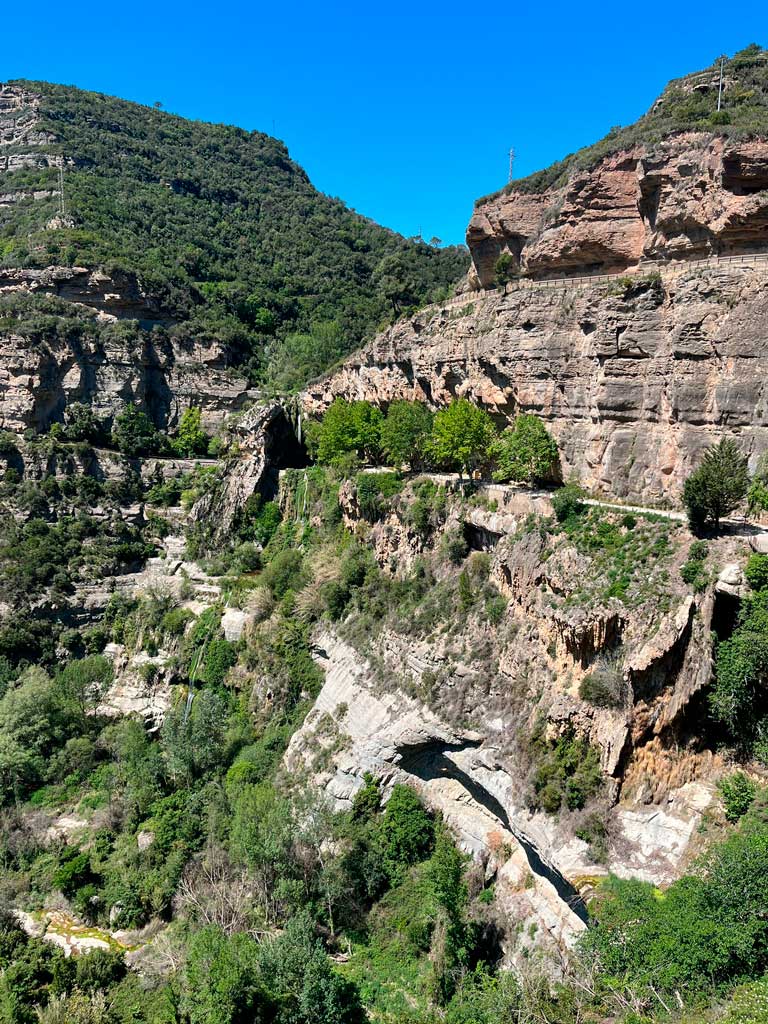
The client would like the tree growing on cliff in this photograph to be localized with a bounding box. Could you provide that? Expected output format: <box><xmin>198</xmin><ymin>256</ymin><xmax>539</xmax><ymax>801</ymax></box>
<box><xmin>427</xmin><ymin>399</ymin><xmax>496</xmax><ymax>479</ymax></box>
<box><xmin>491</xmin><ymin>414</ymin><xmax>559</xmax><ymax>486</ymax></box>
<box><xmin>111</xmin><ymin>404</ymin><xmax>162</xmax><ymax>458</ymax></box>
<box><xmin>379</xmin><ymin>400</ymin><xmax>434</xmax><ymax>469</ymax></box>
<box><xmin>171</xmin><ymin>407</ymin><xmax>210</xmax><ymax>457</ymax></box>
<box><xmin>682</xmin><ymin>439</ymin><xmax>749</xmax><ymax>532</ymax></box>
<box><xmin>684</xmin><ymin>440</ymin><xmax>749</xmax><ymax>536</ymax></box>
<box><xmin>315</xmin><ymin>399</ymin><xmax>383</xmax><ymax>466</ymax></box>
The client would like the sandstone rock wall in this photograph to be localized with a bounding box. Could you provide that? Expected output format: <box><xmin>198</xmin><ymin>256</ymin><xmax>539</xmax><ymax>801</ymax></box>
<box><xmin>0</xmin><ymin>267</ymin><xmax>255</xmax><ymax>433</ymax></box>
<box><xmin>468</xmin><ymin>135</ymin><xmax>768</xmax><ymax>287</ymax></box>
<box><xmin>305</xmin><ymin>265</ymin><xmax>768</xmax><ymax>502</ymax></box>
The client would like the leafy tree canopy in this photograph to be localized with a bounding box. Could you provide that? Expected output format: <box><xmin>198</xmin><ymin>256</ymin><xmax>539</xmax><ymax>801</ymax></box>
<box><xmin>491</xmin><ymin>414</ymin><xmax>559</xmax><ymax>485</ymax></box>
<box><xmin>427</xmin><ymin>399</ymin><xmax>497</xmax><ymax>478</ymax></box>
<box><xmin>683</xmin><ymin>438</ymin><xmax>749</xmax><ymax>532</ymax></box>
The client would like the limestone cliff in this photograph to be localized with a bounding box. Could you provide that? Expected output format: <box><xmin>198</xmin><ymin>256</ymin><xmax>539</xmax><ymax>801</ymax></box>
<box><xmin>468</xmin><ymin>136</ymin><xmax>768</xmax><ymax>287</ymax></box>
<box><xmin>304</xmin><ymin>263</ymin><xmax>768</xmax><ymax>502</ymax></box>
<box><xmin>0</xmin><ymin>267</ymin><xmax>255</xmax><ymax>433</ymax></box>
<box><xmin>284</xmin><ymin>480</ymin><xmax>744</xmax><ymax>957</ymax></box>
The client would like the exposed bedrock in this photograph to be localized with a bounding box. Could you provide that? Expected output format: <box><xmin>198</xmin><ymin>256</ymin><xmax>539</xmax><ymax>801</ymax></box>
<box><xmin>0</xmin><ymin>266</ymin><xmax>256</xmax><ymax>434</ymax></box>
<box><xmin>192</xmin><ymin>401</ymin><xmax>307</xmax><ymax>538</ymax></box>
<box><xmin>304</xmin><ymin>265</ymin><xmax>768</xmax><ymax>502</ymax></box>
<box><xmin>467</xmin><ymin>136</ymin><xmax>768</xmax><ymax>286</ymax></box>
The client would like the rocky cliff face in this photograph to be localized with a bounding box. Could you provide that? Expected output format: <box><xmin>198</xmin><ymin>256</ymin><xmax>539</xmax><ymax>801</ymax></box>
<box><xmin>0</xmin><ymin>266</ymin><xmax>255</xmax><ymax>433</ymax></box>
<box><xmin>284</xmin><ymin>482</ymin><xmax>741</xmax><ymax>957</ymax></box>
<box><xmin>305</xmin><ymin>263</ymin><xmax>768</xmax><ymax>501</ymax></box>
<box><xmin>467</xmin><ymin>136</ymin><xmax>768</xmax><ymax>287</ymax></box>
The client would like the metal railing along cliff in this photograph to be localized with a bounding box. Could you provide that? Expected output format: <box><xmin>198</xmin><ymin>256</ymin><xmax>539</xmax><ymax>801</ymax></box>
<box><xmin>433</xmin><ymin>252</ymin><xmax>768</xmax><ymax>314</ymax></box>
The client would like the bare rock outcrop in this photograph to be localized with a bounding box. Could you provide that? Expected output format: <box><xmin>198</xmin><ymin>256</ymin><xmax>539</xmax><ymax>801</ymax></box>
<box><xmin>468</xmin><ymin>136</ymin><xmax>768</xmax><ymax>286</ymax></box>
<box><xmin>304</xmin><ymin>264</ymin><xmax>768</xmax><ymax>501</ymax></box>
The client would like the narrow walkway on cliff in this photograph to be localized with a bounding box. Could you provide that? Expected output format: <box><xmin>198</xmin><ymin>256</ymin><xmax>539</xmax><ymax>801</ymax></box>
<box><xmin>357</xmin><ymin>469</ymin><xmax>768</xmax><ymax>537</ymax></box>
<box><xmin>434</xmin><ymin>251</ymin><xmax>768</xmax><ymax>313</ymax></box>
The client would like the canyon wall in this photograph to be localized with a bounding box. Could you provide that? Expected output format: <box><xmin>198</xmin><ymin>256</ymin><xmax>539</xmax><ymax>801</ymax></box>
<box><xmin>305</xmin><ymin>263</ymin><xmax>768</xmax><ymax>502</ymax></box>
<box><xmin>0</xmin><ymin>267</ymin><xmax>254</xmax><ymax>433</ymax></box>
<box><xmin>467</xmin><ymin>135</ymin><xmax>768</xmax><ymax>287</ymax></box>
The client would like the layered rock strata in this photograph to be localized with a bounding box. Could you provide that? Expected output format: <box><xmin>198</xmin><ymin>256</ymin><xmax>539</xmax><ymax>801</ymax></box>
<box><xmin>305</xmin><ymin>264</ymin><xmax>768</xmax><ymax>502</ymax></box>
<box><xmin>468</xmin><ymin>136</ymin><xmax>768</xmax><ymax>287</ymax></box>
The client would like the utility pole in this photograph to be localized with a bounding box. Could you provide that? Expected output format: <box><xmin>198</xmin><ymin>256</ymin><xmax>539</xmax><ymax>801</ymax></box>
<box><xmin>508</xmin><ymin>147</ymin><xmax>515</xmax><ymax>184</ymax></box>
<box><xmin>717</xmin><ymin>55</ymin><xmax>726</xmax><ymax>111</ymax></box>
<box><xmin>57</xmin><ymin>160</ymin><xmax>65</xmax><ymax>217</ymax></box>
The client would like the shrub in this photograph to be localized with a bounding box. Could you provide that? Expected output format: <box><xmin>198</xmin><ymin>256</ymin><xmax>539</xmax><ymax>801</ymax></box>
<box><xmin>531</xmin><ymin>728</ymin><xmax>603</xmax><ymax>813</ymax></box>
<box><xmin>718</xmin><ymin>772</ymin><xmax>757</xmax><ymax>822</ymax></box>
<box><xmin>111</xmin><ymin>404</ymin><xmax>162</xmax><ymax>457</ymax></box>
<box><xmin>261</xmin><ymin>549</ymin><xmax>305</xmax><ymax>600</ymax></box>
<box><xmin>579</xmin><ymin>654</ymin><xmax>624</xmax><ymax>708</ymax></box>
<box><xmin>552</xmin><ymin>484</ymin><xmax>584</xmax><ymax>522</ymax></box>
<box><xmin>441</xmin><ymin>527</ymin><xmax>468</xmax><ymax>566</ymax></box>
<box><xmin>484</xmin><ymin>594</ymin><xmax>507</xmax><ymax>625</ymax></box>
<box><xmin>745</xmin><ymin>553</ymin><xmax>768</xmax><ymax>592</ymax></box>
<box><xmin>202</xmin><ymin>638</ymin><xmax>237</xmax><ymax>686</ymax></box>
<box><xmin>355</xmin><ymin>472</ymin><xmax>402</xmax><ymax>522</ymax></box>
<box><xmin>380</xmin><ymin>784</ymin><xmax>434</xmax><ymax>879</ymax></box>
<box><xmin>171</xmin><ymin>407</ymin><xmax>209</xmax><ymax>457</ymax></box>
<box><xmin>711</xmin><ymin>592</ymin><xmax>768</xmax><ymax>744</ymax></box>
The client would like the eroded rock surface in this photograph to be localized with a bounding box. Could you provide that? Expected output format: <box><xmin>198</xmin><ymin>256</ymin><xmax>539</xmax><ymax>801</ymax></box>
<box><xmin>468</xmin><ymin>136</ymin><xmax>768</xmax><ymax>286</ymax></box>
<box><xmin>305</xmin><ymin>265</ymin><xmax>768</xmax><ymax>501</ymax></box>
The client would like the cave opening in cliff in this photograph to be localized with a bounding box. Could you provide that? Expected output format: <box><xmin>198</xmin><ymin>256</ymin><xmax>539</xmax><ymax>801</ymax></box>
<box><xmin>463</xmin><ymin>521</ymin><xmax>501</xmax><ymax>552</ymax></box>
<box><xmin>711</xmin><ymin>590</ymin><xmax>741</xmax><ymax>643</ymax></box>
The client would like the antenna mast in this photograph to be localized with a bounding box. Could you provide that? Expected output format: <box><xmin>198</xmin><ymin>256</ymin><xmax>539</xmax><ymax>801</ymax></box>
<box><xmin>57</xmin><ymin>160</ymin><xmax>65</xmax><ymax>217</ymax></box>
<box><xmin>717</xmin><ymin>55</ymin><xmax>725</xmax><ymax>112</ymax></box>
<box><xmin>508</xmin><ymin>147</ymin><xmax>515</xmax><ymax>184</ymax></box>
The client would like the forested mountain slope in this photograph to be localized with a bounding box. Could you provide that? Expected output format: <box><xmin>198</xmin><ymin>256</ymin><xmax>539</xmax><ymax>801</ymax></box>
<box><xmin>1</xmin><ymin>79</ymin><xmax>467</xmax><ymax>387</ymax></box>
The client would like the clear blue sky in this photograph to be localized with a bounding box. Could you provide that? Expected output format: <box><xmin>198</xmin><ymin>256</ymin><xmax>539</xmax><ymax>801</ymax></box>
<box><xmin>3</xmin><ymin>0</ymin><xmax>766</xmax><ymax>245</ymax></box>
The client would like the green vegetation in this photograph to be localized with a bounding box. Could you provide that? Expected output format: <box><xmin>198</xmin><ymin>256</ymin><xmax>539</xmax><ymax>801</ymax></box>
<box><xmin>425</xmin><ymin>399</ymin><xmax>496</xmax><ymax>479</ymax></box>
<box><xmin>491</xmin><ymin>414</ymin><xmax>559</xmax><ymax>485</ymax></box>
<box><xmin>379</xmin><ymin>400</ymin><xmax>434</xmax><ymax>470</ymax></box>
<box><xmin>683</xmin><ymin>438</ymin><xmax>749</xmax><ymax>533</ymax></box>
<box><xmin>681</xmin><ymin>539</ymin><xmax>710</xmax><ymax>592</ymax></box>
<box><xmin>529</xmin><ymin>725</ymin><xmax>603</xmax><ymax>813</ymax></box>
<box><xmin>312</xmin><ymin>398</ymin><xmax>384</xmax><ymax>466</ymax></box>
<box><xmin>718</xmin><ymin>772</ymin><xmax>758</xmax><ymax>822</ymax></box>
<box><xmin>3</xmin><ymin>80</ymin><xmax>467</xmax><ymax>388</ymax></box>
<box><xmin>579</xmin><ymin>653</ymin><xmax>625</xmax><ymax>708</ymax></box>
<box><xmin>580</xmin><ymin>801</ymin><xmax>768</xmax><ymax>1016</ymax></box>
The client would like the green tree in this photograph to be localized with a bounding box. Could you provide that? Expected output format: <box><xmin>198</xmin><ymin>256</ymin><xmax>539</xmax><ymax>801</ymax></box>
<box><xmin>315</xmin><ymin>399</ymin><xmax>383</xmax><ymax>466</ymax></box>
<box><xmin>380</xmin><ymin>784</ymin><xmax>434</xmax><ymax>879</ymax></box>
<box><xmin>111</xmin><ymin>404</ymin><xmax>161</xmax><ymax>457</ymax></box>
<box><xmin>257</xmin><ymin>914</ymin><xmax>366</xmax><ymax>1024</ymax></box>
<box><xmin>683</xmin><ymin>439</ymin><xmax>749</xmax><ymax>532</ymax></box>
<box><xmin>711</xmin><ymin>592</ymin><xmax>768</xmax><ymax>744</ymax></box>
<box><xmin>265</xmin><ymin>323</ymin><xmax>345</xmax><ymax>394</ymax></box>
<box><xmin>379</xmin><ymin>400</ymin><xmax>434</xmax><ymax>469</ymax></box>
<box><xmin>56</xmin><ymin>654</ymin><xmax>113</xmax><ymax>719</ymax></box>
<box><xmin>718</xmin><ymin>772</ymin><xmax>757</xmax><ymax>822</ymax></box>
<box><xmin>491</xmin><ymin>414</ymin><xmax>559</xmax><ymax>485</ymax></box>
<box><xmin>161</xmin><ymin>688</ymin><xmax>231</xmax><ymax>784</ymax></box>
<box><xmin>182</xmin><ymin>926</ymin><xmax>272</xmax><ymax>1024</ymax></box>
<box><xmin>427</xmin><ymin>399</ymin><xmax>497</xmax><ymax>479</ymax></box>
<box><xmin>171</xmin><ymin>407</ymin><xmax>209</xmax><ymax>457</ymax></box>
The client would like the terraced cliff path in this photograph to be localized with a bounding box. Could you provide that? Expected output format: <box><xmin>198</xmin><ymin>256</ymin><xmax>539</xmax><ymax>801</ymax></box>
<box><xmin>438</xmin><ymin>251</ymin><xmax>768</xmax><ymax>312</ymax></box>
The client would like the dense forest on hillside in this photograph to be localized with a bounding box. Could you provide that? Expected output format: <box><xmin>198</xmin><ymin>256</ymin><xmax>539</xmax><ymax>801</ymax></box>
<box><xmin>477</xmin><ymin>43</ymin><xmax>768</xmax><ymax>200</ymax></box>
<box><xmin>0</xmin><ymin>80</ymin><xmax>468</xmax><ymax>387</ymax></box>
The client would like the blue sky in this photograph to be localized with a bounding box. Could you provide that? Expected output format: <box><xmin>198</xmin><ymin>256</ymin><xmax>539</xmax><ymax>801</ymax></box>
<box><xmin>3</xmin><ymin>0</ymin><xmax>766</xmax><ymax>244</ymax></box>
